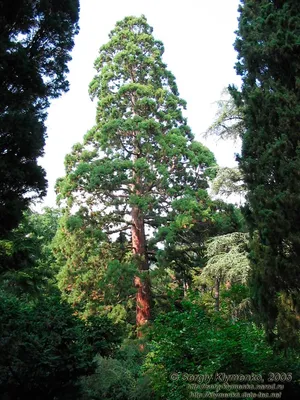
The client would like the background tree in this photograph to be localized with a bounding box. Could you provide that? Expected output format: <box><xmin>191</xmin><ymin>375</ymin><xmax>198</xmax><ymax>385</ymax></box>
<box><xmin>196</xmin><ymin>232</ymin><xmax>250</xmax><ymax>312</ymax></box>
<box><xmin>0</xmin><ymin>0</ymin><xmax>79</xmax><ymax>235</ymax></box>
<box><xmin>205</xmin><ymin>87</ymin><xmax>245</xmax><ymax>142</ymax></box>
<box><xmin>230</xmin><ymin>0</ymin><xmax>300</xmax><ymax>345</ymax></box>
<box><xmin>204</xmin><ymin>88</ymin><xmax>247</xmax><ymax>204</ymax></box>
<box><xmin>56</xmin><ymin>15</ymin><xmax>216</xmax><ymax>333</ymax></box>
<box><xmin>155</xmin><ymin>199</ymin><xmax>245</xmax><ymax>300</ymax></box>
<box><xmin>0</xmin><ymin>208</ymin><xmax>60</xmax><ymax>295</ymax></box>
<box><xmin>211</xmin><ymin>167</ymin><xmax>246</xmax><ymax>199</ymax></box>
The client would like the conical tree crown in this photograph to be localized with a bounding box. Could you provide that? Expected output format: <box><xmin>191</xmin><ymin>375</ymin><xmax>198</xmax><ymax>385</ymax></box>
<box><xmin>58</xmin><ymin>15</ymin><xmax>216</xmax><ymax>233</ymax></box>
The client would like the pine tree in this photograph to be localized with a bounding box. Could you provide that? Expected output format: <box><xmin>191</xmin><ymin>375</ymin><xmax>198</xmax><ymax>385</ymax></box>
<box><xmin>56</xmin><ymin>15</ymin><xmax>216</xmax><ymax>333</ymax></box>
<box><xmin>0</xmin><ymin>0</ymin><xmax>79</xmax><ymax>235</ymax></box>
<box><xmin>231</xmin><ymin>0</ymin><xmax>300</xmax><ymax>345</ymax></box>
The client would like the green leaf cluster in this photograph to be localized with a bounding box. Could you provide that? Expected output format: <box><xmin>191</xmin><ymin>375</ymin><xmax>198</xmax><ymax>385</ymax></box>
<box><xmin>143</xmin><ymin>301</ymin><xmax>300</xmax><ymax>400</ymax></box>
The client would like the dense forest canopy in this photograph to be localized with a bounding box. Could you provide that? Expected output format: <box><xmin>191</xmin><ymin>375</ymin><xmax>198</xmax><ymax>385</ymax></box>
<box><xmin>0</xmin><ymin>2</ymin><xmax>300</xmax><ymax>399</ymax></box>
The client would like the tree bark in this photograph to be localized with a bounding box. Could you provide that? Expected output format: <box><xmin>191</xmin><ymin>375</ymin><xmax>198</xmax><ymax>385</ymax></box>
<box><xmin>130</xmin><ymin>93</ymin><xmax>151</xmax><ymax>335</ymax></box>
<box><xmin>214</xmin><ymin>278</ymin><xmax>220</xmax><ymax>312</ymax></box>
<box><xmin>183</xmin><ymin>279</ymin><xmax>189</xmax><ymax>297</ymax></box>
<box><xmin>132</xmin><ymin>205</ymin><xmax>151</xmax><ymax>335</ymax></box>
<box><xmin>225</xmin><ymin>280</ymin><xmax>231</xmax><ymax>290</ymax></box>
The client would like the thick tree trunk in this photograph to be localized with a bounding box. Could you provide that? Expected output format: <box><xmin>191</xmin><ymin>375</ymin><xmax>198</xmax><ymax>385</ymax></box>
<box><xmin>132</xmin><ymin>205</ymin><xmax>151</xmax><ymax>335</ymax></box>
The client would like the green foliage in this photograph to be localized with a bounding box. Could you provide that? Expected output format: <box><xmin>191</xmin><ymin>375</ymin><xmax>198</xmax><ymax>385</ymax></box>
<box><xmin>204</xmin><ymin>88</ymin><xmax>246</xmax><ymax>202</ymax></box>
<box><xmin>6</xmin><ymin>7</ymin><xmax>300</xmax><ymax>400</ymax></box>
<box><xmin>200</xmin><ymin>232</ymin><xmax>250</xmax><ymax>285</ymax></box>
<box><xmin>211</xmin><ymin>167</ymin><xmax>246</xmax><ymax>198</ymax></box>
<box><xmin>80</xmin><ymin>355</ymin><xmax>137</xmax><ymax>400</ymax></box>
<box><xmin>231</xmin><ymin>0</ymin><xmax>300</xmax><ymax>344</ymax></box>
<box><xmin>143</xmin><ymin>301</ymin><xmax>300</xmax><ymax>400</ymax></box>
<box><xmin>0</xmin><ymin>290</ymin><xmax>120</xmax><ymax>399</ymax></box>
<box><xmin>0</xmin><ymin>0</ymin><xmax>79</xmax><ymax>234</ymax></box>
<box><xmin>205</xmin><ymin>88</ymin><xmax>245</xmax><ymax>142</ymax></box>
<box><xmin>54</xmin><ymin>212</ymin><xmax>136</xmax><ymax>324</ymax></box>
<box><xmin>56</xmin><ymin>14</ymin><xmax>216</xmax><ymax>244</ymax></box>
<box><xmin>79</xmin><ymin>339</ymin><xmax>153</xmax><ymax>400</ymax></box>
<box><xmin>211</xmin><ymin>200</ymin><xmax>246</xmax><ymax>234</ymax></box>
<box><xmin>80</xmin><ymin>348</ymin><xmax>153</xmax><ymax>400</ymax></box>
<box><xmin>0</xmin><ymin>208</ymin><xmax>60</xmax><ymax>295</ymax></box>
<box><xmin>155</xmin><ymin>200</ymin><xmax>245</xmax><ymax>299</ymax></box>
<box><xmin>192</xmin><ymin>232</ymin><xmax>250</xmax><ymax>317</ymax></box>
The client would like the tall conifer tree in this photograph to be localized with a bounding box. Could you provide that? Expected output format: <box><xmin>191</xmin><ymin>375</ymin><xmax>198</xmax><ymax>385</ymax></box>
<box><xmin>231</xmin><ymin>0</ymin><xmax>300</xmax><ymax>344</ymax></box>
<box><xmin>0</xmin><ymin>0</ymin><xmax>79</xmax><ymax>235</ymax></box>
<box><xmin>56</xmin><ymin>16</ymin><xmax>216</xmax><ymax>332</ymax></box>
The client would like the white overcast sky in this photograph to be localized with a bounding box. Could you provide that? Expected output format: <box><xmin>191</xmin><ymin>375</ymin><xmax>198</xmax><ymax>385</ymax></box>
<box><xmin>38</xmin><ymin>0</ymin><xmax>241</xmax><ymax>208</ymax></box>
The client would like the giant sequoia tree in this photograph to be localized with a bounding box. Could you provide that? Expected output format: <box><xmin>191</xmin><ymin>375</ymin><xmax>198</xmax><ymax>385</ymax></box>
<box><xmin>0</xmin><ymin>0</ymin><xmax>79</xmax><ymax>235</ymax></box>
<box><xmin>56</xmin><ymin>15</ymin><xmax>216</xmax><ymax>332</ymax></box>
<box><xmin>231</xmin><ymin>0</ymin><xmax>300</xmax><ymax>344</ymax></box>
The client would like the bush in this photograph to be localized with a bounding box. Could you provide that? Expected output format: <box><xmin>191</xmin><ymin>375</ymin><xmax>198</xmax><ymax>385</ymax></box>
<box><xmin>0</xmin><ymin>291</ymin><xmax>120</xmax><ymax>399</ymax></box>
<box><xmin>80</xmin><ymin>340</ymin><xmax>153</xmax><ymax>400</ymax></box>
<box><xmin>143</xmin><ymin>301</ymin><xmax>300</xmax><ymax>400</ymax></box>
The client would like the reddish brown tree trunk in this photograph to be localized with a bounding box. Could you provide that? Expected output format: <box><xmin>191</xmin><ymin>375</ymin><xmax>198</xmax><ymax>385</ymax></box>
<box><xmin>132</xmin><ymin>205</ymin><xmax>151</xmax><ymax>335</ymax></box>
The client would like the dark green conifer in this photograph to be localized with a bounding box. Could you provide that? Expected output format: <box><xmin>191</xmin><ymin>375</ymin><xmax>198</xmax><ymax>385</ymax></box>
<box><xmin>231</xmin><ymin>0</ymin><xmax>300</xmax><ymax>345</ymax></box>
<box><xmin>0</xmin><ymin>0</ymin><xmax>79</xmax><ymax>235</ymax></box>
